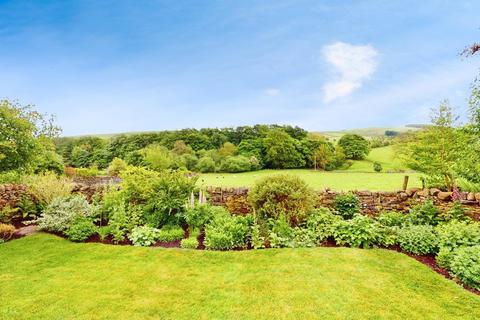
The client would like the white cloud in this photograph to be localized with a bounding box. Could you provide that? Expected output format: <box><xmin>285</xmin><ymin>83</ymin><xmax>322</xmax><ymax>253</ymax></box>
<box><xmin>264</xmin><ymin>88</ymin><xmax>280</xmax><ymax>96</ymax></box>
<box><xmin>322</xmin><ymin>42</ymin><xmax>378</xmax><ymax>103</ymax></box>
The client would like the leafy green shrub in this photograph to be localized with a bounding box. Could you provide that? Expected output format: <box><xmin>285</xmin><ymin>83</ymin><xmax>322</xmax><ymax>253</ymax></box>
<box><xmin>0</xmin><ymin>171</ymin><xmax>24</xmax><ymax>184</ymax></box>
<box><xmin>333</xmin><ymin>193</ymin><xmax>360</xmax><ymax>219</ymax></box>
<box><xmin>98</xmin><ymin>225</ymin><xmax>112</xmax><ymax>241</ymax></box>
<box><xmin>65</xmin><ymin>217</ymin><xmax>97</xmax><ymax>242</ymax></box>
<box><xmin>436</xmin><ymin>247</ymin><xmax>455</xmax><ymax>269</ymax></box>
<box><xmin>180</xmin><ymin>237</ymin><xmax>199</xmax><ymax>249</ymax></box>
<box><xmin>306</xmin><ymin>207</ymin><xmax>342</xmax><ymax>244</ymax></box>
<box><xmin>440</xmin><ymin>201</ymin><xmax>471</xmax><ymax>222</ymax></box>
<box><xmin>119</xmin><ymin>167</ymin><xmax>197</xmax><ymax>228</ymax></box>
<box><xmin>250</xmin><ymin>221</ymin><xmax>266</xmax><ymax>249</ymax></box>
<box><xmin>332</xmin><ymin>214</ymin><xmax>379</xmax><ymax>248</ymax></box>
<box><xmin>373</xmin><ymin>162</ymin><xmax>382</xmax><ymax>172</ymax></box>
<box><xmin>97</xmin><ymin>190</ymin><xmax>143</xmax><ymax>242</ymax></box>
<box><xmin>249</xmin><ymin>174</ymin><xmax>316</xmax><ymax>226</ymax></box>
<box><xmin>268</xmin><ymin>215</ymin><xmax>295</xmax><ymax>248</ymax></box>
<box><xmin>16</xmin><ymin>194</ymin><xmax>39</xmax><ymax>221</ymax></box>
<box><xmin>204</xmin><ymin>213</ymin><xmax>250</xmax><ymax>250</ymax></box>
<box><xmin>292</xmin><ymin>227</ymin><xmax>317</xmax><ymax>248</ymax></box>
<box><xmin>107</xmin><ymin>157</ymin><xmax>127</xmax><ymax>176</ymax></box>
<box><xmin>398</xmin><ymin>225</ymin><xmax>437</xmax><ymax>255</ymax></box>
<box><xmin>435</xmin><ymin>221</ymin><xmax>480</xmax><ymax>250</ymax></box>
<box><xmin>407</xmin><ymin>201</ymin><xmax>440</xmax><ymax>226</ymax></box>
<box><xmin>0</xmin><ymin>223</ymin><xmax>15</xmax><ymax>241</ymax></box>
<box><xmin>128</xmin><ymin>226</ymin><xmax>160</xmax><ymax>246</ymax></box>
<box><xmin>182</xmin><ymin>204</ymin><xmax>224</xmax><ymax>230</ymax></box>
<box><xmin>0</xmin><ymin>205</ymin><xmax>19</xmax><ymax>224</ymax></box>
<box><xmin>157</xmin><ymin>225</ymin><xmax>185</xmax><ymax>242</ymax></box>
<box><xmin>219</xmin><ymin>155</ymin><xmax>251</xmax><ymax>173</ymax></box>
<box><xmin>376</xmin><ymin>211</ymin><xmax>407</xmax><ymax>227</ymax></box>
<box><xmin>34</xmin><ymin>195</ymin><xmax>93</xmax><ymax>233</ymax></box>
<box><xmin>376</xmin><ymin>226</ymin><xmax>400</xmax><ymax>247</ymax></box>
<box><xmin>23</xmin><ymin>172</ymin><xmax>73</xmax><ymax>208</ymax></box>
<box><xmin>449</xmin><ymin>246</ymin><xmax>480</xmax><ymax>290</ymax></box>
<box><xmin>196</xmin><ymin>156</ymin><xmax>216</xmax><ymax>173</ymax></box>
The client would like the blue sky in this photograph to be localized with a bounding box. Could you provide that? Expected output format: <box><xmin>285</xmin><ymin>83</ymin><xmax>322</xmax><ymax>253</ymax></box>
<box><xmin>1</xmin><ymin>0</ymin><xmax>479</xmax><ymax>136</ymax></box>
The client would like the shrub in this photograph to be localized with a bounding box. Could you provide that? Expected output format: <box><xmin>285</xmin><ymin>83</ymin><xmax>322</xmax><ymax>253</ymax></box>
<box><xmin>373</xmin><ymin>162</ymin><xmax>382</xmax><ymax>172</ymax></box>
<box><xmin>16</xmin><ymin>194</ymin><xmax>39</xmax><ymax>221</ymax></box>
<box><xmin>65</xmin><ymin>217</ymin><xmax>97</xmax><ymax>242</ymax></box>
<box><xmin>435</xmin><ymin>221</ymin><xmax>480</xmax><ymax>250</ymax></box>
<box><xmin>0</xmin><ymin>205</ymin><xmax>19</xmax><ymax>224</ymax></box>
<box><xmin>0</xmin><ymin>171</ymin><xmax>23</xmax><ymax>184</ymax></box>
<box><xmin>333</xmin><ymin>193</ymin><xmax>360</xmax><ymax>219</ymax></box>
<box><xmin>376</xmin><ymin>226</ymin><xmax>400</xmax><ymax>247</ymax></box>
<box><xmin>436</xmin><ymin>247</ymin><xmax>455</xmax><ymax>269</ymax></box>
<box><xmin>182</xmin><ymin>204</ymin><xmax>225</xmax><ymax>230</ymax></box>
<box><xmin>119</xmin><ymin>167</ymin><xmax>197</xmax><ymax>228</ymax></box>
<box><xmin>23</xmin><ymin>172</ymin><xmax>73</xmax><ymax>208</ymax></box>
<box><xmin>268</xmin><ymin>215</ymin><xmax>295</xmax><ymax>248</ymax></box>
<box><xmin>332</xmin><ymin>214</ymin><xmax>379</xmax><ymax>248</ymax></box>
<box><xmin>306</xmin><ymin>207</ymin><xmax>342</xmax><ymax>244</ymax></box>
<box><xmin>0</xmin><ymin>223</ymin><xmax>15</xmax><ymax>241</ymax></box>
<box><xmin>219</xmin><ymin>155</ymin><xmax>251</xmax><ymax>173</ymax></box>
<box><xmin>204</xmin><ymin>214</ymin><xmax>250</xmax><ymax>250</ymax></box>
<box><xmin>292</xmin><ymin>227</ymin><xmax>317</xmax><ymax>248</ymax></box>
<box><xmin>407</xmin><ymin>201</ymin><xmax>440</xmax><ymax>226</ymax></box>
<box><xmin>249</xmin><ymin>174</ymin><xmax>316</xmax><ymax>226</ymax></box>
<box><xmin>196</xmin><ymin>156</ymin><xmax>216</xmax><ymax>173</ymax></box>
<box><xmin>250</xmin><ymin>221</ymin><xmax>266</xmax><ymax>249</ymax></box>
<box><xmin>34</xmin><ymin>195</ymin><xmax>93</xmax><ymax>233</ymax></box>
<box><xmin>376</xmin><ymin>211</ymin><xmax>407</xmax><ymax>227</ymax></box>
<box><xmin>157</xmin><ymin>225</ymin><xmax>185</xmax><ymax>242</ymax></box>
<box><xmin>449</xmin><ymin>246</ymin><xmax>480</xmax><ymax>290</ymax></box>
<box><xmin>440</xmin><ymin>201</ymin><xmax>471</xmax><ymax>222</ymax></box>
<box><xmin>398</xmin><ymin>225</ymin><xmax>437</xmax><ymax>255</ymax></box>
<box><xmin>337</xmin><ymin>134</ymin><xmax>370</xmax><ymax>160</ymax></box>
<box><xmin>107</xmin><ymin>157</ymin><xmax>127</xmax><ymax>176</ymax></box>
<box><xmin>75</xmin><ymin>166</ymin><xmax>100</xmax><ymax>178</ymax></box>
<box><xmin>180</xmin><ymin>237</ymin><xmax>199</xmax><ymax>249</ymax></box>
<box><xmin>128</xmin><ymin>226</ymin><xmax>160</xmax><ymax>246</ymax></box>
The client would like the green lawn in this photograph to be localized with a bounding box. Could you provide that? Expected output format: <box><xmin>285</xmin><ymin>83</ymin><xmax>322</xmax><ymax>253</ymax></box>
<box><xmin>1</xmin><ymin>234</ymin><xmax>479</xmax><ymax>320</ymax></box>
<box><xmin>198</xmin><ymin>170</ymin><xmax>421</xmax><ymax>191</ymax></box>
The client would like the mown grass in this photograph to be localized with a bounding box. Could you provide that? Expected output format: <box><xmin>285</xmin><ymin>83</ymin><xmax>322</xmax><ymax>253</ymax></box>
<box><xmin>198</xmin><ymin>146</ymin><xmax>420</xmax><ymax>191</ymax></box>
<box><xmin>198</xmin><ymin>170</ymin><xmax>421</xmax><ymax>191</ymax></box>
<box><xmin>1</xmin><ymin>234</ymin><xmax>479</xmax><ymax>320</ymax></box>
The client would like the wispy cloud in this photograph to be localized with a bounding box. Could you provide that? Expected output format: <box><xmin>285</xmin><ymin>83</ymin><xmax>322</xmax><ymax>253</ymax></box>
<box><xmin>322</xmin><ymin>42</ymin><xmax>378</xmax><ymax>103</ymax></box>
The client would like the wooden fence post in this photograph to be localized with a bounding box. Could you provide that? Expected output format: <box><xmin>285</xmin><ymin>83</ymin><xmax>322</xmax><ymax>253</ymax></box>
<box><xmin>403</xmin><ymin>175</ymin><xmax>409</xmax><ymax>191</ymax></box>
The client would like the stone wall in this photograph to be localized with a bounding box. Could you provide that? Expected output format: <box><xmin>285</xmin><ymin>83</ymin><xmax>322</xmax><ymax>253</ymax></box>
<box><xmin>206</xmin><ymin>187</ymin><xmax>480</xmax><ymax>219</ymax></box>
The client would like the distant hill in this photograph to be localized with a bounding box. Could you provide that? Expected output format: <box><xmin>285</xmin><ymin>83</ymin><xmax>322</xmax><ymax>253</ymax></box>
<box><xmin>317</xmin><ymin>126</ymin><xmax>421</xmax><ymax>141</ymax></box>
<box><xmin>65</xmin><ymin>126</ymin><xmax>423</xmax><ymax>139</ymax></box>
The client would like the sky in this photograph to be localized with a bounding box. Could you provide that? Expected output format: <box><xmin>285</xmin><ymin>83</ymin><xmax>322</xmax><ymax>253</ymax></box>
<box><xmin>1</xmin><ymin>0</ymin><xmax>480</xmax><ymax>136</ymax></box>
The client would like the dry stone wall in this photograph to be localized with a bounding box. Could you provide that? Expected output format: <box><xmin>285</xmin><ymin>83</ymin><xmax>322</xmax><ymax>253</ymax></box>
<box><xmin>206</xmin><ymin>186</ymin><xmax>480</xmax><ymax>219</ymax></box>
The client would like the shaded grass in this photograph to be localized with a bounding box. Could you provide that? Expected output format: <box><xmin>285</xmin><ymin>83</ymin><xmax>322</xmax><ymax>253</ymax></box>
<box><xmin>1</xmin><ymin>234</ymin><xmax>479</xmax><ymax>320</ymax></box>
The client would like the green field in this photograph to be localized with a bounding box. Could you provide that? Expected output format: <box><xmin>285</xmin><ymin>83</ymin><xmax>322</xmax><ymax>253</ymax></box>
<box><xmin>198</xmin><ymin>146</ymin><xmax>420</xmax><ymax>191</ymax></box>
<box><xmin>1</xmin><ymin>234</ymin><xmax>479</xmax><ymax>320</ymax></box>
<box><xmin>198</xmin><ymin>170</ymin><xmax>420</xmax><ymax>191</ymax></box>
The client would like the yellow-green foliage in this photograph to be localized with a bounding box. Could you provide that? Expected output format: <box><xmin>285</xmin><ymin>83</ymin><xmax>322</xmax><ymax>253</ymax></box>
<box><xmin>0</xmin><ymin>223</ymin><xmax>15</xmax><ymax>240</ymax></box>
<box><xmin>23</xmin><ymin>172</ymin><xmax>73</xmax><ymax>206</ymax></box>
